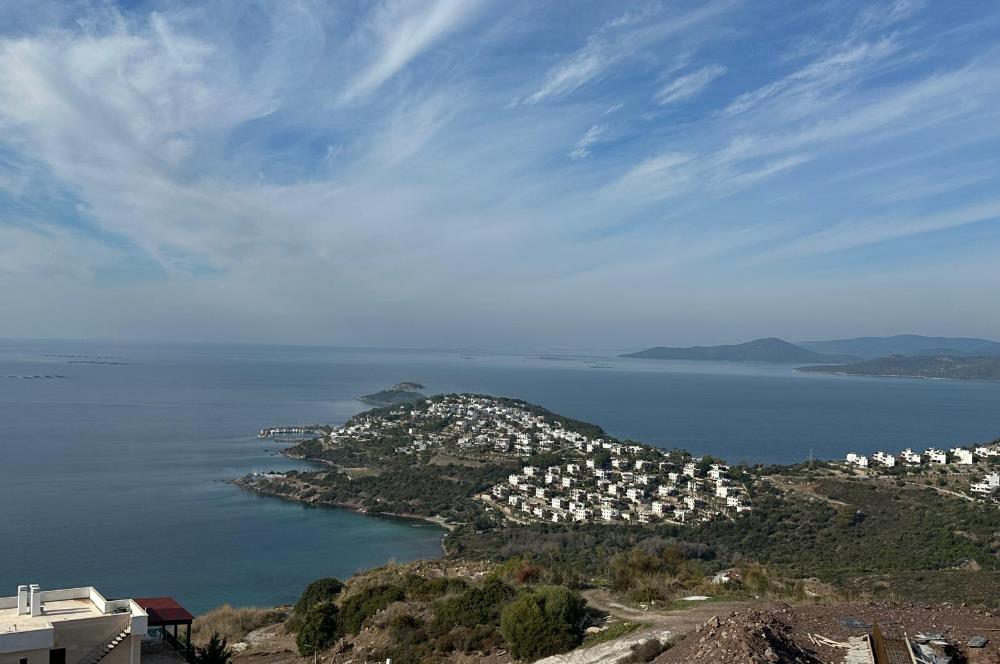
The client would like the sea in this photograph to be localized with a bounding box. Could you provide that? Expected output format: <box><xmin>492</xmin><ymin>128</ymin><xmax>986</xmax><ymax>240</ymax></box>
<box><xmin>2</xmin><ymin>339</ymin><xmax>999</xmax><ymax>613</ymax></box>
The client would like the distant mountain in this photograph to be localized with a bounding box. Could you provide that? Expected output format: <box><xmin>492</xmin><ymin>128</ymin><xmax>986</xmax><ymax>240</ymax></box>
<box><xmin>798</xmin><ymin>355</ymin><xmax>1000</xmax><ymax>381</ymax></box>
<box><xmin>621</xmin><ymin>338</ymin><xmax>858</xmax><ymax>364</ymax></box>
<box><xmin>799</xmin><ymin>335</ymin><xmax>1000</xmax><ymax>359</ymax></box>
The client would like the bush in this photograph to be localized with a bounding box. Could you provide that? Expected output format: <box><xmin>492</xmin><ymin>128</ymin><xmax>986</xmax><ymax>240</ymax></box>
<box><xmin>193</xmin><ymin>632</ymin><xmax>232</xmax><ymax>664</ymax></box>
<box><xmin>400</xmin><ymin>573</ymin><xmax>467</xmax><ymax>600</ymax></box>
<box><xmin>433</xmin><ymin>577</ymin><xmax>515</xmax><ymax>630</ymax></box>
<box><xmin>287</xmin><ymin>577</ymin><xmax>343</xmax><ymax>632</ymax></box>
<box><xmin>295</xmin><ymin>602</ymin><xmax>340</xmax><ymax>655</ymax></box>
<box><xmin>339</xmin><ymin>584</ymin><xmax>405</xmax><ymax>635</ymax></box>
<box><xmin>499</xmin><ymin>586</ymin><xmax>586</xmax><ymax>659</ymax></box>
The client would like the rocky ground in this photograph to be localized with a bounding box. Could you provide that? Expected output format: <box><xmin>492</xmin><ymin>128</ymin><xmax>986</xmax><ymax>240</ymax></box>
<box><xmin>654</xmin><ymin>602</ymin><xmax>1000</xmax><ymax>664</ymax></box>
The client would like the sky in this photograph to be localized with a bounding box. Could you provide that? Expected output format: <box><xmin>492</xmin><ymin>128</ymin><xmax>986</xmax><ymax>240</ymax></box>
<box><xmin>1</xmin><ymin>0</ymin><xmax>999</xmax><ymax>349</ymax></box>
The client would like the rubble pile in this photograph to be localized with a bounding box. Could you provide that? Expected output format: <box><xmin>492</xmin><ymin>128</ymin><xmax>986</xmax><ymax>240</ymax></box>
<box><xmin>653</xmin><ymin>601</ymin><xmax>1000</xmax><ymax>664</ymax></box>
<box><xmin>654</xmin><ymin>607</ymin><xmax>823</xmax><ymax>664</ymax></box>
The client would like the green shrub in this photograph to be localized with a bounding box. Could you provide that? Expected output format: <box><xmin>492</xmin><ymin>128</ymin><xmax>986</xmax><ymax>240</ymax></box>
<box><xmin>433</xmin><ymin>577</ymin><xmax>515</xmax><ymax>629</ymax></box>
<box><xmin>193</xmin><ymin>632</ymin><xmax>232</xmax><ymax>664</ymax></box>
<box><xmin>339</xmin><ymin>584</ymin><xmax>405</xmax><ymax>635</ymax></box>
<box><xmin>400</xmin><ymin>573</ymin><xmax>467</xmax><ymax>600</ymax></box>
<box><xmin>499</xmin><ymin>585</ymin><xmax>586</xmax><ymax>659</ymax></box>
<box><xmin>287</xmin><ymin>577</ymin><xmax>343</xmax><ymax>632</ymax></box>
<box><xmin>295</xmin><ymin>602</ymin><xmax>340</xmax><ymax>655</ymax></box>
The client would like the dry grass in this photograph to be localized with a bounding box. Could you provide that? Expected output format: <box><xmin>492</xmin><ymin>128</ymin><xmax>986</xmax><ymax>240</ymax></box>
<box><xmin>192</xmin><ymin>605</ymin><xmax>288</xmax><ymax>645</ymax></box>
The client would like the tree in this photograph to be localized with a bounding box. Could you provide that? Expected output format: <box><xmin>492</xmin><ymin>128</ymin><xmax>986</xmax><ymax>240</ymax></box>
<box><xmin>592</xmin><ymin>450</ymin><xmax>612</xmax><ymax>470</ymax></box>
<box><xmin>194</xmin><ymin>633</ymin><xmax>232</xmax><ymax>664</ymax></box>
<box><xmin>499</xmin><ymin>586</ymin><xmax>585</xmax><ymax>659</ymax></box>
<box><xmin>287</xmin><ymin>577</ymin><xmax>344</xmax><ymax>631</ymax></box>
<box><xmin>296</xmin><ymin>601</ymin><xmax>341</xmax><ymax>656</ymax></box>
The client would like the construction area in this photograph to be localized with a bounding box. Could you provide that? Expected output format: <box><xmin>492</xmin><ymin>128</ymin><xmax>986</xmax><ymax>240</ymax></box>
<box><xmin>650</xmin><ymin>602</ymin><xmax>998</xmax><ymax>664</ymax></box>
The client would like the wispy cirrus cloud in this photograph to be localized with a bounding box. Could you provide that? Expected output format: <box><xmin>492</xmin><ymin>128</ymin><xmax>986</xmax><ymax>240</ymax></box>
<box><xmin>520</xmin><ymin>1</ymin><xmax>734</xmax><ymax>105</ymax></box>
<box><xmin>721</xmin><ymin>37</ymin><xmax>898</xmax><ymax>117</ymax></box>
<box><xmin>655</xmin><ymin>63</ymin><xmax>726</xmax><ymax>105</ymax></box>
<box><xmin>1</xmin><ymin>0</ymin><xmax>1000</xmax><ymax>346</ymax></box>
<box><xmin>569</xmin><ymin>124</ymin><xmax>610</xmax><ymax>160</ymax></box>
<box><xmin>339</xmin><ymin>0</ymin><xmax>484</xmax><ymax>104</ymax></box>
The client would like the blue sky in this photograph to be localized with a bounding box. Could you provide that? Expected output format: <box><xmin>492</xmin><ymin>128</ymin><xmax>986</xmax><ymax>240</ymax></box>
<box><xmin>1</xmin><ymin>0</ymin><xmax>999</xmax><ymax>347</ymax></box>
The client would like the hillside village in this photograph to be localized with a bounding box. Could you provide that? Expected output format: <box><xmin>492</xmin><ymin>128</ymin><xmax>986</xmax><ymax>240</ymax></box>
<box><xmin>274</xmin><ymin>394</ymin><xmax>754</xmax><ymax>526</ymax></box>
<box><xmin>843</xmin><ymin>441</ymin><xmax>1000</xmax><ymax>501</ymax></box>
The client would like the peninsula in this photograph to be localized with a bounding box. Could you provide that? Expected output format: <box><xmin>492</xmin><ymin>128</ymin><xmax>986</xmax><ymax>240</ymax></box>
<box><xmin>358</xmin><ymin>381</ymin><xmax>426</xmax><ymax>406</ymax></box>
<box><xmin>799</xmin><ymin>354</ymin><xmax>1000</xmax><ymax>381</ymax></box>
<box><xmin>229</xmin><ymin>391</ymin><xmax>1000</xmax><ymax>662</ymax></box>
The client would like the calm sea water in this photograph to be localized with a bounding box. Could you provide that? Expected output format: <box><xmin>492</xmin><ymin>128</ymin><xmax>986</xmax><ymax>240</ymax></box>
<box><xmin>2</xmin><ymin>339</ymin><xmax>999</xmax><ymax>612</ymax></box>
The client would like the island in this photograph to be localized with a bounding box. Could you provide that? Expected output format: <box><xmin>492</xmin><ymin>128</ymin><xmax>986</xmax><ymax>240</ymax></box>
<box><xmin>358</xmin><ymin>381</ymin><xmax>426</xmax><ymax>406</ymax></box>
<box><xmin>798</xmin><ymin>354</ymin><xmax>1000</xmax><ymax>381</ymax></box>
<box><xmin>621</xmin><ymin>337</ymin><xmax>858</xmax><ymax>363</ymax></box>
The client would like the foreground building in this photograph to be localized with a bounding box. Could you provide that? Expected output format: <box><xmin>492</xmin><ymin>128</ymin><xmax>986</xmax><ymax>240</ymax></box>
<box><xmin>0</xmin><ymin>586</ymin><xmax>148</xmax><ymax>664</ymax></box>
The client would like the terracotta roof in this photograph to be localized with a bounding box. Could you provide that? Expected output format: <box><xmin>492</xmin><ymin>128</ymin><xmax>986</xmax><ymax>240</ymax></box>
<box><xmin>134</xmin><ymin>597</ymin><xmax>194</xmax><ymax>625</ymax></box>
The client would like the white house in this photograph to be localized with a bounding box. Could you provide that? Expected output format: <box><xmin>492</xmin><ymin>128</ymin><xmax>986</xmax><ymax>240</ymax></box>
<box><xmin>950</xmin><ymin>448</ymin><xmax>974</xmax><ymax>465</ymax></box>
<box><xmin>626</xmin><ymin>488</ymin><xmax>645</xmax><ymax>502</ymax></box>
<box><xmin>872</xmin><ymin>451</ymin><xmax>896</xmax><ymax>467</ymax></box>
<box><xmin>926</xmin><ymin>448</ymin><xmax>948</xmax><ymax>464</ymax></box>
<box><xmin>901</xmin><ymin>448</ymin><xmax>922</xmax><ymax>464</ymax></box>
<box><xmin>971</xmin><ymin>473</ymin><xmax>999</xmax><ymax>495</ymax></box>
<box><xmin>683</xmin><ymin>463</ymin><xmax>697</xmax><ymax>477</ymax></box>
<box><xmin>0</xmin><ymin>585</ymin><xmax>150</xmax><ymax>664</ymax></box>
<box><xmin>708</xmin><ymin>464</ymin><xmax>729</xmax><ymax>480</ymax></box>
<box><xmin>846</xmin><ymin>453</ymin><xmax>869</xmax><ymax>468</ymax></box>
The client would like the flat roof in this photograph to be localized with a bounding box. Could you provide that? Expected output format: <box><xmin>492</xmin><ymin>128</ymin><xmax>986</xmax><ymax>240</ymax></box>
<box><xmin>134</xmin><ymin>598</ymin><xmax>193</xmax><ymax>625</ymax></box>
<box><xmin>0</xmin><ymin>598</ymin><xmax>104</xmax><ymax>633</ymax></box>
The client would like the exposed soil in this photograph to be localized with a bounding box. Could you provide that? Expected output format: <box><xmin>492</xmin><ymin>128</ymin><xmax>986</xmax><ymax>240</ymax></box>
<box><xmin>654</xmin><ymin>602</ymin><xmax>1000</xmax><ymax>664</ymax></box>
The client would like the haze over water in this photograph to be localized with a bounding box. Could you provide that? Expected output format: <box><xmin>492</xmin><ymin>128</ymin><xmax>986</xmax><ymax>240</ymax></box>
<box><xmin>2</xmin><ymin>339</ymin><xmax>999</xmax><ymax>612</ymax></box>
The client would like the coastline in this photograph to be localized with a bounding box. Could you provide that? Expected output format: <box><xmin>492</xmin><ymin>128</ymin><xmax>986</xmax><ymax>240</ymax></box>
<box><xmin>230</xmin><ymin>473</ymin><xmax>456</xmax><ymax>533</ymax></box>
<box><xmin>794</xmin><ymin>368</ymin><xmax>1000</xmax><ymax>383</ymax></box>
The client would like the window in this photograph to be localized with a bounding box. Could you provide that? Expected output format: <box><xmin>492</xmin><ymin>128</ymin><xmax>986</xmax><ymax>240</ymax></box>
<box><xmin>20</xmin><ymin>658</ymin><xmax>28</xmax><ymax>664</ymax></box>
<box><xmin>49</xmin><ymin>648</ymin><xmax>65</xmax><ymax>664</ymax></box>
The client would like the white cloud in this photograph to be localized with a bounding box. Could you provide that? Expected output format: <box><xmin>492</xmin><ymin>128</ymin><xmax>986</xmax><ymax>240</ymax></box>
<box><xmin>569</xmin><ymin>124</ymin><xmax>610</xmax><ymax>160</ymax></box>
<box><xmin>760</xmin><ymin>199</ymin><xmax>1000</xmax><ymax>260</ymax></box>
<box><xmin>522</xmin><ymin>1</ymin><xmax>733</xmax><ymax>105</ymax></box>
<box><xmin>339</xmin><ymin>0</ymin><xmax>483</xmax><ymax>104</ymax></box>
<box><xmin>655</xmin><ymin>63</ymin><xmax>726</xmax><ymax>105</ymax></box>
<box><xmin>721</xmin><ymin>38</ymin><xmax>898</xmax><ymax>117</ymax></box>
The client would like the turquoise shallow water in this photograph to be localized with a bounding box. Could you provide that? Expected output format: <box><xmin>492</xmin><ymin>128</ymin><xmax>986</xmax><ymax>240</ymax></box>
<box><xmin>1</xmin><ymin>339</ymin><xmax>999</xmax><ymax>612</ymax></box>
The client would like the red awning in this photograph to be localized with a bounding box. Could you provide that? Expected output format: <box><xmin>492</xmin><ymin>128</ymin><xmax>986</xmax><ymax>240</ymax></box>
<box><xmin>134</xmin><ymin>597</ymin><xmax>195</xmax><ymax>625</ymax></box>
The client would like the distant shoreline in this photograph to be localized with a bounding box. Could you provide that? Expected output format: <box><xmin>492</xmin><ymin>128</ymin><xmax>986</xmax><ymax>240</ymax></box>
<box><xmin>231</xmin><ymin>474</ymin><xmax>455</xmax><ymax>533</ymax></box>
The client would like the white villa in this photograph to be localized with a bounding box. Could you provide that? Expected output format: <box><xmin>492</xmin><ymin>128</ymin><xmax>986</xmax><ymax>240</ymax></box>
<box><xmin>950</xmin><ymin>448</ymin><xmax>974</xmax><ymax>465</ymax></box>
<box><xmin>971</xmin><ymin>473</ymin><xmax>1000</xmax><ymax>495</ymax></box>
<box><xmin>872</xmin><ymin>451</ymin><xmax>896</xmax><ymax>467</ymax></box>
<box><xmin>0</xmin><ymin>586</ymin><xmax>149</xmax><ymax>664</ymax></box>
<box><xmin>846</xmin><ymin>452</ymin><xmax>869</xmax><ymax>468</ymax></box>
<box><xmin>926</xmin><ymin>449</ymin><xmax>948</xmax><ymax>464</ymax></box>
